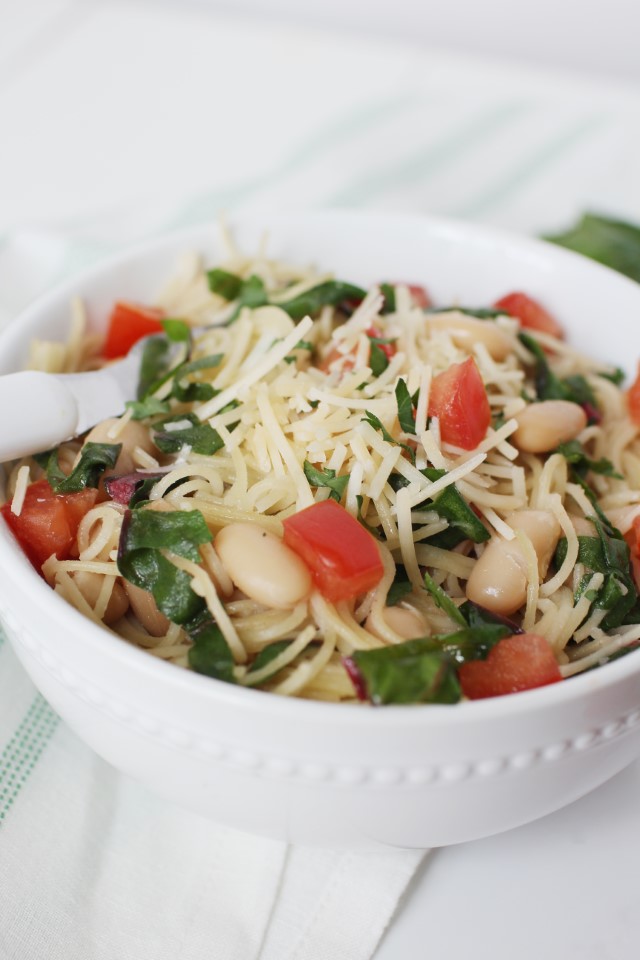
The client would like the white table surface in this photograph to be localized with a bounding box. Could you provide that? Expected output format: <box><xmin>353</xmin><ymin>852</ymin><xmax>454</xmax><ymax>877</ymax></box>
<box><xmin>2</xmin><ymin>2</ymin><xmax>640</xmax><ymax>957</ymax></box>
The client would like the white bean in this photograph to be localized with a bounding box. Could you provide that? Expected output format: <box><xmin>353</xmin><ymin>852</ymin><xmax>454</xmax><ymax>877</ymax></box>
<box><xmin>83</xmin><ymin>418</ymin><xmax>156</xmax><ymax>474</ymax></box>
<box><xmin>512</xmin><ymin>401</ymin><xmax>587</xmax><ymax>453</ymax></box>
<box><xmin>73</xmin><ymin>571</ymin><xmax>129</xmax><ymax>625</ymax></box>
<box><xmin>366</xmin><ymin>604</ymin><xmax>427</xmax><ymax>641</ymax></box>
<box><xmin>124</xmin><ymin>581</ymin><xmax>171</xmax><ymax>636</ymax></box>
<box><xmin>466</xmin><ymin>509</ymin><xmax>561</xmax><ymax>615</ymax></box>
<box><xmin>215</xmin><ymin>522</ymin><xmax>312</xmax><ymax>610</ymax></box>
<box><xmin>426</xmin><ymin>313</ymin><xmax>513</xmax><ymax>361</ymax></box>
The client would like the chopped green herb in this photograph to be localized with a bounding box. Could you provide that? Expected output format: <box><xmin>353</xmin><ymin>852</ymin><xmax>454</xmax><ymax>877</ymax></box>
<box><xmin>207</xmin><ymin>268</ymin><xmax>243</xmax><ymax>301</ymax></box>
<box><xmin>355</xmin><ymin>494</ymin><xmax>381</xmax><ymax>539</ymax></box>
<box><xmin>380</xmin><ymin>282</ymin><xmax>396</xmax><ymax>314</ymax></box>
<box><xmin>126</xmin><ymin>396</ymin><xmax>171</xmax><ymax>420</ymax></box>
<box><xmin>246</xmin><ymin>640</ymin><xmax>292</xmax><ymax>683</ymax></box>
<box><xmin>369</xmin><ymin>341</ymin><xmax>389</xmax><ymax>376</ymax></box>
<box><xmin>277</xmin><ymin>280</ymin><xmax>366</xmax><ymax>320</ymax></box>
<box><xmin>137</xmin><ymin>336</ymin><xmax>172</xmax><ymax>399</ymax></box>
<box><xmin>303</xmin><ymin>460</ymin><xmax>349</xmax><ymax>503</ymax></box>
<box><xmin>556</xmin><ymin>439</ymin><xmax>622</xmax><ymax>479</ymax></box>
<box><xmin>362</xmin><ymin>411</ymin><xmax>415</xmax><ymax>463</ymax></box>
<box><xmin>423</xmin><ymin>571</ymin><xmax>467</xmax><ymax>626</ymax></box>
<box><xmin>519</xmin><ymin>332</ymin><xmax>599</xmax><ymax>413</ymax></box>
<box><xmin>427</xmin><ymin>307</ymin><xmax>503</xmax><ymax>319</ymax></box>
<box><xmin>161</xmin><ymin>318</ymin><xmax>191</xmax><ymax>342</ymax></box>
<box><xmin>395</xmin><ymin>378</ymin><xmax>416</xmax><ymax>435</ymax></box>
<box><xmin>598</xmin><ymin>367</ymin><xmax>625</xmax><ymax>386</ymax></box>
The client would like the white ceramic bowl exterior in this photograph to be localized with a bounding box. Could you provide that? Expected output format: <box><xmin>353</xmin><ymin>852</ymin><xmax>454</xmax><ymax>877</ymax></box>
<box><xmin>2</xmin><ymin>211</ymin><xmax>640</xmax><ymax>849</ymax></box>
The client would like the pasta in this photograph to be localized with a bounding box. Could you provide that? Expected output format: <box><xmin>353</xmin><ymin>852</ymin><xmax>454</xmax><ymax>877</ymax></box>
<box><xmin>3</xmin><ymin>239</ymin><xmax>640</xmax><ymax>706</ymax></box>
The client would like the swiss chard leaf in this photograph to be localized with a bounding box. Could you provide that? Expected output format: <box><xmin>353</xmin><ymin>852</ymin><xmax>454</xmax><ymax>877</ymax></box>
<box><xmin>220</xmin><ymin>274</ymin><xmax>269</xmax><ymax>324</ymax></box>
<box><xmin>126</xmin><ymin>396</ymin><xmax>171</xmax><ymax>420</ymax></box>
<box><xmin>556</xmin><ymin>439</ymin><xmax>622</xmax><ymax>479</ymax></box>
<box><xmin>355</xmin><ymin>494</ymin><xmax>381</xmax><ymax>539</ymax></box>
<box><xmin>545</xmin><ymin>212</ymin><xmax>640</xmax><ymax>284</ymax></box>
<box><xmin>277</xmin><ymin>280</ymin><xmax>367</xmax><ymax>320</ymax></box>
<box><xmin>458</xmin><ymin>600</ymin><xmax>524</xmax><ymax>635</ymax></box>
<box><xmin>347</xmin><ymin>641</ymin><xmax>461</xmax><ymax>705</ymax></box>
<box><xmin>187</xmin><ymin>611</ymin><xmax>236</xmax><ymax>683</ymax></box>
<box><xmin>303</xmin><ymin>460</ymin><xmax>349</xmax><ymax>503</ymax></box>
<box><xmin>117</xmin><ymin>508</ymin><xmax>212</xmax><ymax>625</ymax></box>
<box><xmin>369</xmin><ymin>341</ymin><xmax>389</xmax><ymax>376</ymax></box>
<box><xmin>423</xmin><ymin>571</ymin><xmax>467</xmax><ymax>626</ymax></box>
<box><xmin>153</xmin><ymin>413</ymin><xmax>225</xmax><ymax>456</ymax></box>
<box><xmin>428</xmin><ymin>307</ymin><xmax>504</xmax><ymax>319</ymax></box>
<box><xmin>207</xmin><ymin>268</ymin><xmax>243</xmax><ymax>301</ymax></box>
<box><xmin>395</xmin><ymin>378</ymin><xmax>416</xmax><ymax>435</ymax></box>
<box><xmin>555</xmin><ymin>526</ymin><xmax>638</xmax><ymax>630</ymax></box>
<box><xmin>137</xmin><ymin>337</ymin><xmax>172</xmax><ymax>399</ymax></box>
<box><xmin>246</xmin><ymin>640</ymin><xmax>292</xmax><ymax>683</ymax></box>
<box><xmin>599</xmin><ymin>367</ymin><xmax>625</xmax><ymax>386</ymax></box>
<box><xmin>46</xmin><ymin>442</ymin><xmax>121</xmax><ymax>493</ymax></box>
<box><xmin>380</xmin><ymin>282</ymin><xmax>396</xmax><ymax>314</ymax></box>
<box><xmin>346</xmin><ymin>624</ymin><xmax>510</xmax><ymax>704</ymax></box>
<box><xmin>386</xmin><ymin>566</ymin><xmax>412</xmax><ymax>606</ymax></box>
<box><xmin>421</xmin><ymin>468</ymin><xmax>490</xmax><ymax>548</ymax></box>
<box><xmin>519</xmin><ymin>332</ymin><xmax>599</xmax><ymax>413</ymax></box>
<box><xmin>161</xmin><ymin>318</ymin><xmax>191</xmax><ymax>342</ymax></box>
<box><xmin>362</xmin><ymin>411</ymin><xmax>415</xmax><ymax>463</ymax></box>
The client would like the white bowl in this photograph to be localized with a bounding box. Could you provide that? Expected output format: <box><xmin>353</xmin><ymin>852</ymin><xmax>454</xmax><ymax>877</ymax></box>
<box><xmin>2</xmin><ymin>211</ymin><xmax>640</xmax><ymax>849</ymax></box>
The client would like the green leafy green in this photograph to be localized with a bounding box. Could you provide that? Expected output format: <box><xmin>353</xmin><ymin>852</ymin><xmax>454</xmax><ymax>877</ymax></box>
<box><xmin>556</xmin><ymin>440</ymin><xmax>622</xmax><ymax>479</ymax></box>
<box><xmin>137</xmin><ymin>337</ymin><xmax>172</xmax><ymax>399</ymax></box>
<box><xmin>349</xmin><ymin>641</ymin><xmax>461</xmax><ymax>705</ymax></box>
<box><xmin>118</xmin><ymin>508</ymin><xmax>212</xmax><ymax>624</ymax></box>
<box><xmin>303</xmin><ymin>461</ymin><xmax>349</xmax><ymax>503</ymax></box>
<box><xmin>46</xmin><ymin>442</ymin><xmax>121</xmax><ymax>494</ymax></box>
<box><xmin>355</xmin><ymin>494</ymin><xmax>381</xmax><ymax>539</ymax></box>
<box><xmin>245</xmin><ymin>640</ymin><xmax>293</xmax><ymax>684</ymax></box>
<box><xmin>519</xmin><ymin>332</ymin><xmax>599</xmax><ymax>413</ymax></box>
<box><xmin>545</xmin><ymin>212</ymin><xmax>640</xmax><ymax>284</ymax></box>
<box><xmin>380</xmin><ymin>282</ymin><xmax>396</xmax><ymax>314</ymax></box>
<box><xmin>276</xmin><ymin>280</ymin><xmax>366</xmax><ymax>320</ymax></box>
<box><xmin>348</xmin><ymin>623</ymin><xmax>510</xmax><ymax>704</ymax></box>
<box><xmin>423</xmin><ymin>571</ymin><xmax>467</xmax><ymax>626</ymax></box>
<box><xmin>598</xmin><ymin>367</ymin><xmax>625</xmax><ymax>386</ymax></box>
<box><xmin>555</xmin><ymin>524</ymin><xmax>638</xmax><ymax>630</ymax></box>
<box><xmin>395</xmin><ymin>378</ymin><xmax>416</xmax><ymax>435</ymax></box>
<box><xmin>153</xmin><ymin>413</ymin><xmax>225</xmax><ymax>456</ymax></box>
<box><xmin>161</xmin><ymin>318</ymin><xmax>191</xmax><ymax>342</ymax></box>
<box><xmin>187</xmin><ymin>611</ymin><xmax>236</xmax><ymax>683</ymax></box>
<box><xmin>388</xmin><ymin>468</ymin><xmax>490</xmax><ymax>549</ymax></box>
<box><xmin>428</xmin><ymin>307</ymin><xmax>503</xmax><ymax>319</ymax></box>
<box><xmin>386</xmin><ymin>565</ymin><xmax>412</xmax><ymax>606</ymax></box>
<box><xmin>369</xmin><ymin>341</ymin><xmax>389</xmax><ymax>376</ymax></box>
<box><xmin>207</xmin><ymin>268</ymin><xmax>244</xmax><ymax>301</ymax></box>
<box><xmin>126</xmin><ymin>396</ymin><xmax>171</xmax><ymax>420</ymax></box>
<box><xmin>362</xmin><ymin>411</ymin><xmax>415</xmax><ymax>463</ymax></box>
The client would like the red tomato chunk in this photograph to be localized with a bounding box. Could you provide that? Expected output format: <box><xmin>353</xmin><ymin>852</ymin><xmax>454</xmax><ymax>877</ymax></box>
<box><xmin>494</xmin><ymin>292</ymin><xmax>564</xmax><ymax>340</ymax></box>
<box><xmin>459</xmin><ymin>633</ymin><xmax>562</xmax><ymax>700</ymax></box>
<box><xmin>429</xmin><ymin>356</ymin><xmax>491</xmax><ymax>450</ymax></box>
<box><xmin>282</xmin><ymin>500</ymin><xmax>383</xmax><ymax>602</ymax></box>
<box><xmin>102</xmin><ymin>301</ymin><xmax>165</xmax><ymax>360</ymax></box>
<box><xmin>1</xmin><ymin>479</ymin><xmax>98</xmax><ymax>570</ymax></box>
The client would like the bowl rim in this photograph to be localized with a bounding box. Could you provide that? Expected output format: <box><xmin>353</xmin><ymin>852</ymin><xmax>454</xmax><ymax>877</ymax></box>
<box><xmin>2</xmin><ymin>208</ymin><xmax>640</xmax><ymax>727</ymax></box>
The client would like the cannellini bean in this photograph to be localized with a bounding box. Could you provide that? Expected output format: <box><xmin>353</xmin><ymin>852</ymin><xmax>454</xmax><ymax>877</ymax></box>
<box><xmin>604</xmin><ymin>505</ymin><xmax>640</xmax><ymax>535</ymax></box>
<box><xmin>124</xmin><ymin>581</ymin><xmax>171</xmax><ymax>636</ymax></box>
<box><xmin>466</xmin><ymin>509</ymin><xmax>561</xmax><ymax>615</ymax></box>
<box><xmin>366</xmin><ymin>604</ymin><xmax>427</xmax><ymax>641</ymax></box>
<box><xmin>425</xmin><ymin>313</ymin><xmax>513</xmax><ymax>361</ymax></box>
<box><xmin>215</xmin><ymin>522</ymin><xmax>312</xmax><ymax>609</ymax></box>
<box><xmin>512</xmin><ymin>401</ymin><xmax>587</xmax><ymax>453</ymax></box>
<box><xmin>73</xmin><ymin>571</ymin><xmax>129</xmax><ymax>625</ymax></box>
<box><xmin>83</xmin><ymin>418</ymin><xmax>156</xmax><ymax>474</ymax></box>
<box><xmin>569</xmin><ymin>514</ymin><xmax>597</xmax><ymax>537</ymax></box>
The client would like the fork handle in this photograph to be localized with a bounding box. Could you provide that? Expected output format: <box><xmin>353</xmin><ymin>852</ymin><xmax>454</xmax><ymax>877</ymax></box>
<box><xmin>0</xmin><ymin>372</ymin><xmax>79</xmax><ymax>462</ymax></box>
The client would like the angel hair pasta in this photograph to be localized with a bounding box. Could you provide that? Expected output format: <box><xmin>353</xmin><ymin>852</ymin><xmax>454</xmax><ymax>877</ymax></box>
<box><xmin>4</xmin><ymin>235</ymin><xmax>640</xmax><ymax>705</ymax></box>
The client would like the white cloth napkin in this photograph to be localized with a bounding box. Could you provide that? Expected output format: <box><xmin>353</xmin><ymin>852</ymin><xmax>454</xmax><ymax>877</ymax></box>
<box><xmin>0</xmin><ymin>218</ymin><xmax>425</xmax><ymax>959</ymax></box>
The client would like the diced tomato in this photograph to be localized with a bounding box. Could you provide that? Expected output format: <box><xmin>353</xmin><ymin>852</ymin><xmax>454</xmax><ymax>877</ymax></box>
<box><xmin>494</xmin><ymin>292</ymin><xmax>564</xmax><ymax>340</ymax></box>
<box><xmin>627</xmin><ymin>363</ymin><xmax>640</xmax><ymax>425</ymax></box>
<box><xmin>407</xmin><ymin>284</ymin><xmax>431</xmax><ymax>309</ymax></box>
<box><xmin>1</xmin><ymin>479</ymin><xmax>98</xmax><ymax>571</ymax></box>
<box><xmin>429</xmin><ymin>356</ymin><xmax>491</xmax><ymax>450</ymax></box>
<box><xmin>624</xmin><ymin>515</ymin><xmax>640</xmax><ymax>589</ymax></box>
<box><xmin>459</xmin><ymin>633</ymin><xmax>562</xmax><ymax>700</ymax></box>
<box><xmin>102</xmin><ymin>301</ymin><xmax>165</xmax><ymax>360</ymax></box>
<box><xmin>282</xmin><ymin>500</ymin><xmax>384</xmax><ymax>602</ymax></box>
<box><xmin>365</xmin><ymin>326</ymin><xmax>397</xmax><ymax>362</ymax></box>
